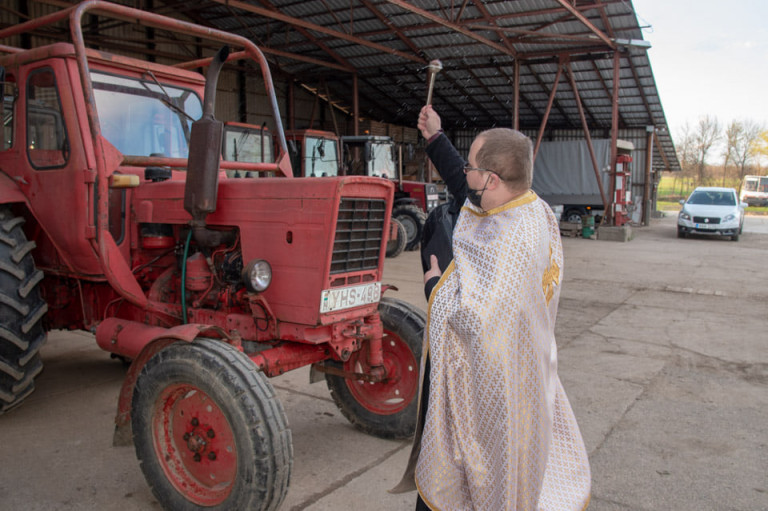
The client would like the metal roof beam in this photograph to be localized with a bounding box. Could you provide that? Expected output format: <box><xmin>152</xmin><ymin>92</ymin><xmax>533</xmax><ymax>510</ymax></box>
<box><xmin>384</xmin><ymin>0</ymin><xmax>517</xmax><ymax>57</ymax></box>
<box><xmin>552</xmin><ymin>0</ymin><xmax>616</xmax><ymax>49</ymax></box>
<box><xmin>359</xmin><ymin>0</ymin><xmax>423</xmax><ymax>58</ymax></box>
<box><xmin>626</xmin><ymin>53</ymin><xmax>655</xmax><ymax>126</ymax></box>
<box><xmin>255</xmin><ymin>0</ymin><xmax>355</xmax><ymax>71</ymax></box>
<box><xmin>208</xmin><ymin>0</ymin><xmax>425</xmax><ymax>64</ymax></box>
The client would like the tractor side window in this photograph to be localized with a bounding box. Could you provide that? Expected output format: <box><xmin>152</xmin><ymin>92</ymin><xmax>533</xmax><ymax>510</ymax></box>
<box><xmin>2</xmin><ymin>79</ymin><xmax>15</xmax><ymax>151</ymax></box>
<box><xmin>26</xmin><ymin>68</ymin><xmax>68</xmax><ymax>169</ymax></box>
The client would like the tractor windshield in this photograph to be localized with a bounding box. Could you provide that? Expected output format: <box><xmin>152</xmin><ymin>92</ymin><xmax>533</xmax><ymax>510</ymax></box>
<box><xmin>91</xmin><ymin>71</ymin><xmax>203</xmax><ymax>158</ymax></box>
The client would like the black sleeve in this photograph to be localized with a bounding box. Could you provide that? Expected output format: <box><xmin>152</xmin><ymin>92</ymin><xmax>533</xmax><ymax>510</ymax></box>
<box><xmin>425</xmin><ymin>133</ymin><xmax>467</xmax><ymax>206</ymax></box>
<box><xmin>424</xmin><ymin>276</ymin><xmax>440</xmax><ymax>301</ymax></box>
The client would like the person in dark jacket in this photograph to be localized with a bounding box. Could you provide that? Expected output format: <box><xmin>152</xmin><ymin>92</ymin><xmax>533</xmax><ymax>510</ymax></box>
<box><xmin>418</xmin><ymin>105</ymin><xmax>466</xmax><ymax>299</ymax></box>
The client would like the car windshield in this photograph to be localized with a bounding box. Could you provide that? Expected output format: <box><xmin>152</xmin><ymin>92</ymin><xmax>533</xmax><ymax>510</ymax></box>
<box><xmin>687</xmin><ymin>190</ymin><xmax>736</xmax><ymax>206</ymax></box>
<box><xmin>91</xmin><ymin>71</ymin><xmax>203</xmax><ymax>158</ymax></box>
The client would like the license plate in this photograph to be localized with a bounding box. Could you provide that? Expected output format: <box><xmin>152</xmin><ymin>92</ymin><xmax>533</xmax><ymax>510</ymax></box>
<box><xmin>320</xmin><ymin>282</ymin><xmax>381</xmax><ymax>313</ymax></box>
<box><xmin>695</xmin><ymin>223</ymin><xmax>714</xmax><ymax>229</ymax></box>
<box><xmin>427</xmin><ymin>193</ymin><xmax>439</xmax><ymax>201</ymax></box>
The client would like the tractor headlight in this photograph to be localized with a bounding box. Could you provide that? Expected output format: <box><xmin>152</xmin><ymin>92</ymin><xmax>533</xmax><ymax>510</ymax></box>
<box><xmin>242</xmin><ymin>259</ymin><xmax>272</xmax><ymax>293</ymax></box>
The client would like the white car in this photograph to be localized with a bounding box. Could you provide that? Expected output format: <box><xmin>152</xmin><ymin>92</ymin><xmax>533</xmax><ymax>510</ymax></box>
<box><xmin>677</xmin><ymin>187</ymin><xmax>746</xmax><ymax>241</ymax></box>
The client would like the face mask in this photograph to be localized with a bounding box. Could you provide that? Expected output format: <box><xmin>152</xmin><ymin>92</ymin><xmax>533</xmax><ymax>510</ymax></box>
<box><xmin>467</xmin><ymin>174</ymin><xmax>492</xmax><ymax>209</ymax></box>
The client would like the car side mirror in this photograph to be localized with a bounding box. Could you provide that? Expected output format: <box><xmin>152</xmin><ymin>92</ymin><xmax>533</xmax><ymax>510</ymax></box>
<box><xmin>678</xmin><ymin>199</ymin><xmax>685</xmax><ymax>205</ymax></box>
<box><xmin>740</xmin><ymin>202</ymin><xmax>748</xmax><ymax>208</ymax></box>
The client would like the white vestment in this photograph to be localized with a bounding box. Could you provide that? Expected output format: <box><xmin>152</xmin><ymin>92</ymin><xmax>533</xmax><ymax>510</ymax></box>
<box><xmin>394</xmin><ymin>191</ymin><xmax>591</xmax><ymax>511</ymax></box>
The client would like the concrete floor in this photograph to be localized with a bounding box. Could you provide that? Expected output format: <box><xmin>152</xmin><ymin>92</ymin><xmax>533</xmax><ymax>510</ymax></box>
<box><xmin>0</xmin><ymin>213</ymin><xmax>766</xmax><ymax>511</ymax></box>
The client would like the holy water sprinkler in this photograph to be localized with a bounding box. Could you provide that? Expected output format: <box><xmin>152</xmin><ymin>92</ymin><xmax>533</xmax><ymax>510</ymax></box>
<box><xmin>425</xmin><ymin>59</ymin><xmax>443</xmax><ymax>105</ymax></box>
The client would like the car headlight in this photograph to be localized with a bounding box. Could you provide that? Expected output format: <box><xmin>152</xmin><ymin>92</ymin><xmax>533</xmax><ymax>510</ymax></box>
<box><xmin>679</xmin><ymin>210</ymin><xmax>691</xmax><ymax>220</ymax></box>
<box><xmin>723</xmin><ymin>213</ymin><xmax>736</xmax><ymax>222</ymax></box>
<box><xmin>242</xmin><ymin>259</ymin><xmax>272</xmax><ymax>293</ymax></box>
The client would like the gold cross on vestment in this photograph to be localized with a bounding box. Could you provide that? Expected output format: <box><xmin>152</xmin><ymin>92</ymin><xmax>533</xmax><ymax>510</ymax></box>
<box><xmin>542</xmin><ymin>244</ymin><xmax>560</xmax><ymax>305</ymax></box>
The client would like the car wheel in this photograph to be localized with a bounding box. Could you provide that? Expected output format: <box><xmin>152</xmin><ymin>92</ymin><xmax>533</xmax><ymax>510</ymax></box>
<box><xmin>564</xmin><ymin>208</ymin><xmax>586</xmax><ymax>224</ymax></box>
<box><xmin>731</xmin><ymin>232</ymin><xmax>739</xmax><ymax>242</ymax></box>
<box><xmin>677</xmin><ymin>226</ymin><xmax>685</xmax><ymax>239</ymax></box>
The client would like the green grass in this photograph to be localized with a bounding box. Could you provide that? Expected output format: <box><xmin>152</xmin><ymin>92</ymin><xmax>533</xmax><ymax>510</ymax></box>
<box><xmin>657</xmin><ymin>200</ymin><xmax>681</xmax><ymax>212</ymax></box>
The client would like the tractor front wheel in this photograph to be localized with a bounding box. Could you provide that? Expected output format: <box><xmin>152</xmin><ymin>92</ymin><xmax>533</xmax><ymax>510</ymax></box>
<box><xmin>325</xmin><ymin>297</ymin><xmax>426</xmax><ymax>439</ymax></box>
<box><xmin>393</xmin><ymin>204</ymin><xmax>427</xmax><ymax>252</ymax></box>
<box><xmin>132</xmin><ymin>339</ymin><xmax>292</xmax><ymax>511</ymax></box>
<box><xmin>385</xmin><ymin>218</ymin><xmax>407</xmax><ymax>258</ymax></box>
<box><xmin>0</xmin><ymin>208</ymin><xmax>47</xmax><ymax>414</ymax></box>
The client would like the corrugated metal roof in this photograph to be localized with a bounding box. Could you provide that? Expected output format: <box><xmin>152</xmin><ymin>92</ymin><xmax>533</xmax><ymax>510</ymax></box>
<box><xmin>9</xmin><ymin>0</ymin><xmax>679</xmax><ymax>170</ymax></box>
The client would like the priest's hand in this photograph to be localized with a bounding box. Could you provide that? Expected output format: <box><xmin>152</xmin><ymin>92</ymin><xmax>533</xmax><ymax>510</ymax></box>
<box><xmin>418</xmin><ymin>105</ymin><xmax>442</xmax><ymax>140</ymax></box>
<box><xmin>424</xmin><ymin>254</ymin><xmax>442</xmax><ymax>283</ymax></box>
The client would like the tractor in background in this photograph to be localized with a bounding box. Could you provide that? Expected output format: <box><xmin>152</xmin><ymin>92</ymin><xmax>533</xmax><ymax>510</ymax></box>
<box><xmin>341</xmin><ymin>135</ymin><xmax>439</xmax><ymax>252</ymax></box>
<box><xmin>284</xmin><ymin>129</ymin><xmax>408</xmax><ymax>257</ymax></box>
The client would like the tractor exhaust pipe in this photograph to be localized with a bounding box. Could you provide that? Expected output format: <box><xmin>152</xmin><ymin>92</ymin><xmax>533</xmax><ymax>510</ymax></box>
<box><xmin>184</xmin><ymin>45</ymin><xmax>229</xmax><ymax>245</ymax></box>
<box><xmin>425</xmin><ymin>59</ymin><xmax>442</xmax><ymax>105</ymax></box>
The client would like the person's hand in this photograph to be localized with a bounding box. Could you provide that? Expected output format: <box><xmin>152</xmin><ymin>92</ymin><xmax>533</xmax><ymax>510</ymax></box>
<box><xmin>418</xmin><ymin>105</ymin><xmax>442</xmax><ymax>141</ymax></box>
<box><xmin>424</xmin><ymin>254</ymin><xmax>442</xmax><ymax>283</ymax></box>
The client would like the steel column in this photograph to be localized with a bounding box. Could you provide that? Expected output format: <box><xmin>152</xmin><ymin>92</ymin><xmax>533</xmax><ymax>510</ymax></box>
<box><xmin>609</xmin><ymin>51</ymin><xmax>621</xmax><ymax>225</ymax></box>
<box><xmin>533</xmin><ymin>61</ymin><xmax>563</xmax><ymax>160</ymax></box>
<box><xmin>513</xmin><ymin>58</ymin><xmax>520</xmax><ymax>130</ymax></box>
<box><xmin>643</xmin><ymin>128</ymin><xmax>654</xmax><ymax>225</ymax></box>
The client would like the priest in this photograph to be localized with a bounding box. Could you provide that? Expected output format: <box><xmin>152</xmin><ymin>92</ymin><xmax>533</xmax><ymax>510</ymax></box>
<box><xmin>393</xmin><ymin>105</ymin><xmax>592</xmax><ymax>511</ymax></box>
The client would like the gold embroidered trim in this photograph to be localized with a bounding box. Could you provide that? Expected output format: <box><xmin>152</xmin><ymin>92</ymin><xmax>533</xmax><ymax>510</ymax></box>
<box><xmin>462</xmin><ymin>189</ymin><xmax>537</xmax><ymax>217</ymax></box>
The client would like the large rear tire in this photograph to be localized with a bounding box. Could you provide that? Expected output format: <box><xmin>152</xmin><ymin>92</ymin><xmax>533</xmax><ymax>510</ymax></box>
<box><xmin>385</xmin><ymin>218</ymin><xmax>407</xmax><ymax>258</ymax></box>
<box><xmin>132</xmin><ymin>339</ymin><xmax>292</xmax><ymax>511</ymax></box>
<box><xmin>393</xmin><ymin>204</ymin><xmax>427</xmax><ymax>252</ymax></box>
<box><xmin>325</xmin><ymin>297</ymin><xmax>425</xmax><ymax>439</ymax></box>
<box><xmin>0</xmin><ymin>208</ymin><xmax>47</xmax><ymax>414</ymax></box>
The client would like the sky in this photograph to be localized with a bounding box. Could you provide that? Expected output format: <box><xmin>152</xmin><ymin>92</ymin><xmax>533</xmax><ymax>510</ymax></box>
<box><xmin>631</xmin><ymin>0</ymin><xmax>768</xmax><ymax>139</ymax></box>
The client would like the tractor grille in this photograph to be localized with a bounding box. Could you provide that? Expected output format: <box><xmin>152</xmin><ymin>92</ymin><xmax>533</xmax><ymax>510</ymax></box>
<box><xmin>331</xmin><ymin>198</ymin><xmax>386</xmax><ymax>274</ymax></box>
<box><xmin>693</xmin><ymin>216</ymin><xmax>720</xmax><ymax>224</ymax></box>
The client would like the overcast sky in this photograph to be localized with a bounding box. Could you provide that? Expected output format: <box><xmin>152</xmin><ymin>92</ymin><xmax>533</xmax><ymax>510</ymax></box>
<box><xmin>631</xmin><ymin>0</ymin><xmax>768</xmax><ymax>138</ymax></box>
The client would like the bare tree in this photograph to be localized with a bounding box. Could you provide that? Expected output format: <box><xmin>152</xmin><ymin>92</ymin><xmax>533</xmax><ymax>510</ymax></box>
<box><xmin>693</xmin><ymin>115</ymin><xmax>720</xmax><ymax>185</ymax></box>
<box><xmin>674</xmin><ymin>122</ymin><xmax>699</xmax><ymax>195</ymax></box>
<box><xmin>676</xmin><ymin>122</ymin><xmax>698</xmax><ymax>170</ymax></box>
<box><xmin>731</xmin><ymin>120</ymin><xmax>763</xmax><ymax>186</ymax></box>
<box><xmin>721</xmin><ymin>121</ymin><xmax>740</xmax><ymax>185</ymax></box>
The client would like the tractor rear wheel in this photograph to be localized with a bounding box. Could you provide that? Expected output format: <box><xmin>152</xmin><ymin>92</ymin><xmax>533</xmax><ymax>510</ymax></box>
<box><xmin>132</xmin><ymin>339</ymin><xmax>292</xmax><ymax>511</ymax></box>
<box><xmin>325</xmin><ymin>297</ymin><xmax>425</xmax><ymax>439</ymax></box>
<box><xmin>385</xmin><ymin>218</ymin><xmax>407</xmax><ymax>258</ymax></box>
<box><xmin>0</xmin><ymin>208</ymin><xmax>47</xmax><ymax>414</ymax></box>
<box><xmin>393</xmin><ymin>204</ymin><xmax>427</xmax><ymax>252</ymax></box>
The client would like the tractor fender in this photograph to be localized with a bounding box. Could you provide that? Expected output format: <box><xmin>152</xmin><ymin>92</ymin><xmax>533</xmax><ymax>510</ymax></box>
<box><xmin>0</xmin><ymin>172</ymin><xmax>29</xmax><ymax>205</ymax></box>
<box><xmin>97</xmin><ymin>318</ymin><xmax>236</xmax><ymax>446</ymax></box>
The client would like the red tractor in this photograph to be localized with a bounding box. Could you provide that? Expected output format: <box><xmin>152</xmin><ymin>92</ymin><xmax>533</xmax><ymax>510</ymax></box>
<box><xmin>0</xmin><ymin>3</ymin><xmax>424</xmax><ymax>510</ymax></box>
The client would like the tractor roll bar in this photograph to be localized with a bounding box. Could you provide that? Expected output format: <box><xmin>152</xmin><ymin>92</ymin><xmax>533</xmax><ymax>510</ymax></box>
<box><xmin>0</xmin><ymin>1</ymin><xmax>294</xmax><ymax>310</ymax></box>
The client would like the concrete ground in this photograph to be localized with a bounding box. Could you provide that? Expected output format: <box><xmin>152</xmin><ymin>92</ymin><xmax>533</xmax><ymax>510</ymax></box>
<box><xmin>0</xmin><ymin>213</ymin><xmax>766</xmax><ymax>511</ymax></box>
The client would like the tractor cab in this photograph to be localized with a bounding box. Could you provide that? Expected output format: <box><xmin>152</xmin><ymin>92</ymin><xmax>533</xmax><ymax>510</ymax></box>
<box><xmin>284</xmin><ymin>129</ymin><xmax>340</xmax><ymax>177</ymax></box>
<box><xmin>342</xmin><ymin>135</ymin><xmax>397</xmax><ymax>180</ymax></box>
